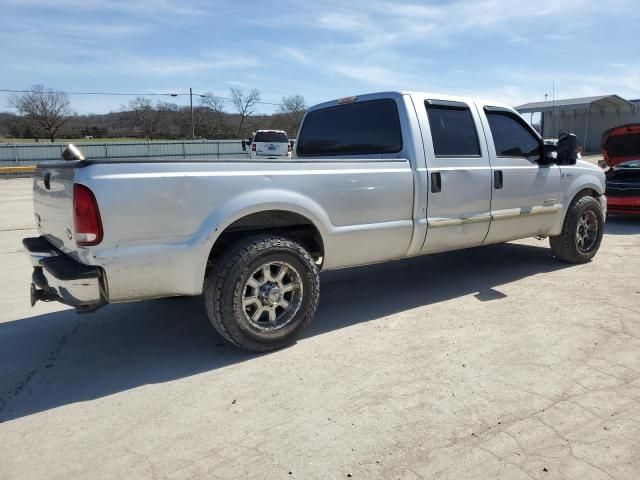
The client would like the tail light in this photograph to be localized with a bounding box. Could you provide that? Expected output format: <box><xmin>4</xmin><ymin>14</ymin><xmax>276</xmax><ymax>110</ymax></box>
<box><xmin>251</xmin><ymin>143</ymin><xmax>256</xmax><ymax>151</ymax></box>
<box><xmin>288</xmin><ymin>144</ymin><xmax>292</xmax><ymax>153</ymax></box>
<box><xmin>73</xmin><ymin>184</ymin><xmax>103</xmax><ymax>246</ymax></box>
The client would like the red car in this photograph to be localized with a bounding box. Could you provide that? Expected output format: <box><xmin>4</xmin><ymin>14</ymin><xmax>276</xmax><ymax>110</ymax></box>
<box><xmin>602</xmin><ymin>124</ymin><xmax>640</xmax><ymax>215</ymax></box>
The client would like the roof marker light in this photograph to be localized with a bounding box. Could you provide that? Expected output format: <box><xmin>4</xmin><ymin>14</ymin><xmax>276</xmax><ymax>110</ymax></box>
<box><xmin>337</xmin><ymin>96</ymin><xmax>358</xmax><ymax>104</ymax></box>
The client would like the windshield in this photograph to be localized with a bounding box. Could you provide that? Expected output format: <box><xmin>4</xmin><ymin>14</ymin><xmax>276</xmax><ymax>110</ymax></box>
<box><xmin>254</xmin><ymin>131</ymin><xmax>288</xmax><ymax>143</ymax></box>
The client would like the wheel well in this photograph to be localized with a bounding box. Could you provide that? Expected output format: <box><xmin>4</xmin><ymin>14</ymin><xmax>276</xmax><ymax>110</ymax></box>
<box><xmin>572</xmin><ymin>188</ymin><xmax>599</xmax><ymax>203</ymax></box>
<box><xmin>208</xmin><ymin>210</ymin><xmax>325</xmax><ymax>265</ymax></box>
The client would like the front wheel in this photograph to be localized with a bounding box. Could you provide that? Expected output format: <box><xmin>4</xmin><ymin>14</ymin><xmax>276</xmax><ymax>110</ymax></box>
<box><xmin>204</xmin><ymin>235</ymin><xmax>320</xmax><ymax>352</ymax></box>
<box><xmin>550</xmin><ymin>195</ymin><xmax>604</xmax><ymax>263</ymax></box>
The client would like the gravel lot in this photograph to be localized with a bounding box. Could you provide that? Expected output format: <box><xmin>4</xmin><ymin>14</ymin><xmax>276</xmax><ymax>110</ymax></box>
<box><xmin>1</xmin><ymin>176</ymin><xmax>639</xmax><ymax>480</ymax></box>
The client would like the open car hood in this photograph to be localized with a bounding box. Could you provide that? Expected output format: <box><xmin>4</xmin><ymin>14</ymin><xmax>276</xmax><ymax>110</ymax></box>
<box><xmin>601</xmin><ymin>123</ymin><xmax>640</xmax><ymax>167</ymax></box>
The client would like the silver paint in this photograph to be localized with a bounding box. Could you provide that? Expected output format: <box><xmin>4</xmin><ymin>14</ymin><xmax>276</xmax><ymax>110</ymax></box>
<box><xmin>30</xmin><ymin>91</ymin><xmax>606</xmax><ymax>304</ymax></box>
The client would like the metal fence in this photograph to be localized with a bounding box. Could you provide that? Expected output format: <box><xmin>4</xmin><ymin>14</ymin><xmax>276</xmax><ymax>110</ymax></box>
<box><xmin>0</xmin><ymin>140</ymin><xmax>247</xmax><ymax>167</ymax></box>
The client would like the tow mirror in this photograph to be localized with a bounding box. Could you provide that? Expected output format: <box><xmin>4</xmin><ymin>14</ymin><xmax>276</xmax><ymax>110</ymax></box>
<box><xmin>241</xmin><ymin>140</ymin><xmax>247</xmax><ymax>151</ymax></box>
<box><xmin>543</xmin><ymin>144</ymin><xmax>557</xmax><ymax>163</ymax></box>
<box><xmin>556</xmin><ymin>134</ymin><xmax>578</xmax><ymax>165</ymax></box>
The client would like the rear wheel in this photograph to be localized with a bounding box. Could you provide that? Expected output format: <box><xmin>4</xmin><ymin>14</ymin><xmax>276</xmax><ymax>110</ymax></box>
<box><xmin>204</xmin><ymin>235</ymin><xmax>320</xmax><ymax>352</ymax></box>
<box><xmin>550</xmin><ymin>195</ymin><xmax>604</xmax><ymax>263</ymax></box>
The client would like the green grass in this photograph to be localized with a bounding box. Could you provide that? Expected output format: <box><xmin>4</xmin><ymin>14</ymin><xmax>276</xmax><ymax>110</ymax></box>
<box><xmin>0</xmin><ymin>137</ymin><xmax>188</xmax><ymax>145</ymax></box>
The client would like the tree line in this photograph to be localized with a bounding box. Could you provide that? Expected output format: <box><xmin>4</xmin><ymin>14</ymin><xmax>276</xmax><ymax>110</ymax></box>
<box><xmin>2</xmin><ymin>85</ymin><xmax>307</xmax><ymax>142</ymax></box>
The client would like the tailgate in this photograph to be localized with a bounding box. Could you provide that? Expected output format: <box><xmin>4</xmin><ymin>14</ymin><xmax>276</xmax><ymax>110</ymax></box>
<box><xmin>255</xmin><ymin>142</ymin><xmax>288</xmax><ymax>156</ymax></box>
<box><xmin>33</xmin><ymin>165</ymin><xmax>77</xmax><ymax>253</ymax></box>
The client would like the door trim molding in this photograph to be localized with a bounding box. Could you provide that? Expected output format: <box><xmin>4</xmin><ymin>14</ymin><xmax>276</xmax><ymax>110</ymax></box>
<box><xmin>491</xmin><ymin>204</ymin><xmax>560</xmax><ymax>221</ymax></box>
<box><xmin>428</xmin><ymin>214</ymin><xmax>491</xmax><ymax>228</ymax></box>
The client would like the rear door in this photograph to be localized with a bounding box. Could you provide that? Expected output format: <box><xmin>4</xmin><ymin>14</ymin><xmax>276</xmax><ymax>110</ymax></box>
<box><xmin>478</xmin><ymin>106</ymin><xmax>561</xmax><ymax>243</ymax></box>
<box><xmin>418</xmin><ymin>99</ymin><xmax>493</xmax><ymax>253</ymax></box>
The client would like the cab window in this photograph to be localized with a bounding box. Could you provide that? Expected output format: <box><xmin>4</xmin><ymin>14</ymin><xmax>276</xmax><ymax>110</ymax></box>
<box><xmin>254</xmin><ymin>131</ymin><xmax>289</xmax><ymax>143</ymax></box>
<box><xmin>486</xmin><ymin>111</ymin><xmax>541</xmax><ymax>162</ymax></box>
<box><xmin>425</xmin><ymin>102</ymin><xmax>480</xmax><ymax>157</ymax></box>
<box><xmin>297</xmin><ymin>99</ymin><xmax>402</xmax><ymax>157</ymax></box>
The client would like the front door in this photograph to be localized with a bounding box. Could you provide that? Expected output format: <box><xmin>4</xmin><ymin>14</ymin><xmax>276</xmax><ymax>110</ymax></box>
<box><xmin>418</xmin><ymin>99</ymin><xmax>493</xmax><ymax>254</ymax></box>
<box><xmin>478</xmin><ymin>106</ymin><xmax>562</xmax><ymax>243</ymax></box>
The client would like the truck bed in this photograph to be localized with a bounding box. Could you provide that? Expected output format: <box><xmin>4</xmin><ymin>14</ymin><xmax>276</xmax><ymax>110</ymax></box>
<box><xmin>33</xmin><ymin>157</ymin><xmax>416</xmax><ymax>301</ymax></box>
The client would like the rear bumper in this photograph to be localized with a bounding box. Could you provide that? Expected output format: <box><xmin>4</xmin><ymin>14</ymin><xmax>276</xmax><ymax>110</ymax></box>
<box><xmin>249</xmin><ymin>152</ymin><xmax>291</xmax><ymax>159</ymax></box>
<box><xmin>23</xmin><ymin>236</ymin><xmax>106</xmax><ymax>311</ymax></box>
<box><xmin>605</xmin><ymin>194</ymin><xmax>640</xmax><ymax>215</ymax></box>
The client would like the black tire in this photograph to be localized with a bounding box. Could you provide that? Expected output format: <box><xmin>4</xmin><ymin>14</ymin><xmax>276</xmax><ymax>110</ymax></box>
<box><xmin>204</xmin><ymin>235</ymin><xmax>320</xmax><ymax>352</ymax></box>
<box><xmin>550</xmin><ymin>195</ymin><xmax>604</xmax><ymax>263</ymax></box>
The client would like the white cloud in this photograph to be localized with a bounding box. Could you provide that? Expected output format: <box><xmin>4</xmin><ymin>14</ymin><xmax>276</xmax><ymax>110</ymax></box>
<box><xmin>2</xmin><ymin>0</ymin><xmax>638</xmax><ymax>114</ymax></box>
<box><xmin>4</xmin><ymin>0</ymin><xmax>206</xmax><ymax>17</ymax></box>
<box><xmin>279</xmin><ymin>47</ymin><xmax>311</xmax><ymax>65</ymax></box>
<box><xmin>124</xmin><ymin>52</ymin><xmax>261</xmax><ymax>76</ymax></box>
<box><xmin>329</xmin><ymin>64</ymin><xmax>412</xmax><ymax>87</ymax></box>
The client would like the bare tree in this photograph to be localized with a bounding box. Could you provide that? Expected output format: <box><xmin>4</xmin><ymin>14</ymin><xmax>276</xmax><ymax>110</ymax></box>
<box><xmin>200</xmin><ymin>94</ymin><xmax>228</xmax><ymax>137</ymax></box>
<box><xmin>126</xmin><ymin>97</ymin><xmax>174</xmax><ymax>139</ymax></box>
<box><xmin>8</xmin><ymin>85</ymin><xmax>73</xmax><ymax>142</ymax></box>
<box><xmin>229</xmin><ymin>88</ymin><xmax>261</xmax><ymax>136</ymax></box>
<box><xmin>278</xmin><ymin>95</ymin><xmax>307</xmax><ymax>136</ymax></box>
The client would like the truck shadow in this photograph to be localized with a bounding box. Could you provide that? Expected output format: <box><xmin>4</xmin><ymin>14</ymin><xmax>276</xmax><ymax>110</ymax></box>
<box><xmin>604</xmin><ymin>216</ymin><xmax>640</xmax><ymax>235</ymax></box>
<box><xmin>1</xmin><ymin>242</ymin><xmax>569</xmax><ymax>422</ymax></box>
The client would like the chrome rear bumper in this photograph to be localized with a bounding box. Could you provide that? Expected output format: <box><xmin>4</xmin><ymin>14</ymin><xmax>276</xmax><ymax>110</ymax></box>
<box><xmin>23</xmin><ymin>236</ymin><xmax>106</xmax><ymax>312</ymax></box>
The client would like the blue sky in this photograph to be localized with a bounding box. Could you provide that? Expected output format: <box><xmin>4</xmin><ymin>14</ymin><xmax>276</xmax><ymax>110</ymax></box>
<box><xmin>1</xmin><ymin>0</ymin><xmax>639</xmax><ymax>114</ymax></box>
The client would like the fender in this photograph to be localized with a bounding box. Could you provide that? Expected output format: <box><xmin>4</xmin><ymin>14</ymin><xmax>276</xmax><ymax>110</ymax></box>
<box><xmin>549</xmin><ymin>163</ymin><xmax>606</xmax><ymax>236</ymax></box>
<box><xmin>189</xmin><ymin>188</ymin><xmax>333</xmax><ymax>293</ymax></box>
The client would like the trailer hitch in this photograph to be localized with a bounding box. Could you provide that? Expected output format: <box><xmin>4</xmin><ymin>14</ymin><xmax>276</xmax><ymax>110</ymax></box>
<box><xmin>30</xmin><ymin>283</ymin><xmax>59</xmax><ymax>306</ymax></box>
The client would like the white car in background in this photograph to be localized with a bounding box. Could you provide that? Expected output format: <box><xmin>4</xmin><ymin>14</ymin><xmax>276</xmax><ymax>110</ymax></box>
<box><xmin>249</xmin><ymin>130</ymin><xmax>291</xmax><ymax>158</ymax></box>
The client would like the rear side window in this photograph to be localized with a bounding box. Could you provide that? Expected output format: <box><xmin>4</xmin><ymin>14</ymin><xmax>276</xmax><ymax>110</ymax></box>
<box><xmin>254</xmin><ymin>131</ymin><xmax>289</xmax><ymax>143</ymax></box>
<box><xmin>486</xmin><ymin>111</ymin><xmax>541</xmax><ymax>161</ymax></box>
<box><xmin>297</xmin><ymin>99</ymin><xmax>403</xmax><ymax>157</ymax></box>
<box><xmin>425</xmin><ymin>102</ymin><xmax>480</xmax><ymax>156</ymax></box>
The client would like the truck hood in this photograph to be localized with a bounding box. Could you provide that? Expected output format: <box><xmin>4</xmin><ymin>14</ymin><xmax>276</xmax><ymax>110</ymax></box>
<box><xmin>601</xmin><ymin>123</ymin><xmax>640</xmax><ymax>167</ymax></box>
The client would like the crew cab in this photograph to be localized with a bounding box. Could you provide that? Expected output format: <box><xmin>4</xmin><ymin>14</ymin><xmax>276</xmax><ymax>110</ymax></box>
<box><xmin>24</xmin><ymin>92</ymin><xmax>607</xmax><ymax>352</ymax></box>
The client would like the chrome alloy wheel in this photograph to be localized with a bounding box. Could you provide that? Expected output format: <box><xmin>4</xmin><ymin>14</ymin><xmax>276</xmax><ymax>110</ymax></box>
<box><xmin>576</xmin><ymin>210</ymin><xmax>598</xmax><ymax>253</ymax></box>
<box><xmin>241</xmin><ymin>261</ymin><xmax>303</xmax><ymax>332</ymax></box>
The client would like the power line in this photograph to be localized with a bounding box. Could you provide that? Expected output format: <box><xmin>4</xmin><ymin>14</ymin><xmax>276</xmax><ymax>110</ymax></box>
<box><xmin>0</xmin><ymin>88</ymin><xmax>186</xmax><ymax>96</ymax></box>
<box><xmin>0</xmin><ymin>88</ymin><xmax>282</xmax><ymax>106</ymax></box>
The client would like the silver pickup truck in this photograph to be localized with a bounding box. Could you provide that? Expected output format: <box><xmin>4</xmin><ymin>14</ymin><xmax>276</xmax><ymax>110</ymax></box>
<box><xmin>24</xmin><ymin>91</ymin><xmax>606</xmax><ymax>352</ymax></box>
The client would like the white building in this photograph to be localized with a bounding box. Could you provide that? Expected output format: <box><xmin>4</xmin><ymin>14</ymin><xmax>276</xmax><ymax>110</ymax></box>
<box><xmin>516</xmin><ymin>95</ymin><xmax>639</xmax><ymax>153</ymax></box>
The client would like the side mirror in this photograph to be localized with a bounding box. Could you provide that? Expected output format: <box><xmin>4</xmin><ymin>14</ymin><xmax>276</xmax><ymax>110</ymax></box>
<box><xmin>543</xmin><ymin>143</ymin><xmax>557</xmax><ymax>164</ymax></box>
<box><xmin>241</xmin><ymin>140</ymin><xmax>247</xmax><ymax>151</ymax></box>
<box><xmin>556</xmin><ymin>134</ymin><xmax>578</xmax><ymax>165</ymax></box>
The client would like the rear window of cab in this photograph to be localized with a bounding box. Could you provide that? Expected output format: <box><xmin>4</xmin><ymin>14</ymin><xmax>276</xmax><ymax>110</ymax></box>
<box><xmin>297</xmin><ymin>99</ymin><xmax>403</xmax><ymax>157</ymax></box>
<box><xmin>254</xmin><ymin>131</ymin><xmax>289</xmax><ymax>143</ymax></box>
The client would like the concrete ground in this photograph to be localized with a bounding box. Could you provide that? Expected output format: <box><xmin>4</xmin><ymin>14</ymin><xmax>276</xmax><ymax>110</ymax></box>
<box><xmin>1</xmin><ymin>177</ymin><xmax>639</xmax><ymax>480</ymax></box>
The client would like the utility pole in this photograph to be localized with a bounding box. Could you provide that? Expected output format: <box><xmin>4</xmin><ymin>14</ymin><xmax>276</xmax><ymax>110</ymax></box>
<box><xmin>190</xmin><ymin>87</ymin><xmax>195</xmax><ymax>140</ymax></box>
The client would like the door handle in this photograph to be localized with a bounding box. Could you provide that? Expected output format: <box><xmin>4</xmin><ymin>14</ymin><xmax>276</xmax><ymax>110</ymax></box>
<box><xmin>431</xmin><ymin>172</ymin><xmax>441</xmax><ymax>193</ymax></box>
<box><xmin>494</xmin><ymin>170</ymin><xmax>503</xmax><ymax>189</ymax></box>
